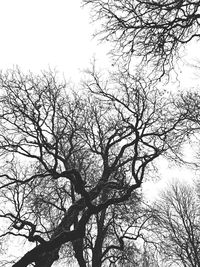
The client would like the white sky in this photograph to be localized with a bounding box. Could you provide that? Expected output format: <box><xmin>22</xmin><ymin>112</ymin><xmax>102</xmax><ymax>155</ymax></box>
<box><xmin>0</xmin><ymin>0</ymin><xmax>198</xmax><ymax>84</ymax></box>
<box><xmin>0</xmin><ymin>0</ymin><xmax>110</xmax><ymax>80</ymax></box>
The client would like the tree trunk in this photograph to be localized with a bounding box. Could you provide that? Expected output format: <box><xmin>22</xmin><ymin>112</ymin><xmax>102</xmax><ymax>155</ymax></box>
<box><xmin>92</xmin><ymin>243</ymin><xmax>103</xmax><ymax>267</ymax></box>
<box><xmin>13</xmin><ymin>175</ymin><xmax>111</xmax><ymax>267</ymax></box>
<box><xmin>72</xmin><ymin>239</ymin><xmax>87</xmax><ymax>267</ymax></box>
<box><xmin>92</xmin><ymin>209</ymin><xmax>107</xmax><ymax>267</ymax></box>
<box><xmin>34</xmin><ymin>249</ymin><xmax>59</xmax><ymax>267</ymax></box>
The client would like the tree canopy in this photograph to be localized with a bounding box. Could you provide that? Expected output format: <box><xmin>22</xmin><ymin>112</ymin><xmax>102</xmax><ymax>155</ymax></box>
<box><xmin>149</xmin><ymin>181</ymin><xmax>200</xmax><ymax>266</ymax></box>
<box><xmin>0</xmin><ymin>68</ymin><xmax>193</xmax><ymax>266</ymax></box>
<box><xmin>83</xmin><ymin>0</ymin><xmax>200</xmax><ymax>76</ymax></box>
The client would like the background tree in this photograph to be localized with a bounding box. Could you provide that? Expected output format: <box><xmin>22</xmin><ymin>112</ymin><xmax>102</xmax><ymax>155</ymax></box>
<box><xmin>149</xmin><ymin>181</ymin><xmax>200</xmax><ymax>267</ymax></box>
<box><xmin>0</xmin><ymin>67</ymin><xmax>192</xmax><ymax>267</ymax></box>
<box><xmin>83</xmin><ymin>0</ymin><xmax>200</xmax><ymax>76</ymax></box>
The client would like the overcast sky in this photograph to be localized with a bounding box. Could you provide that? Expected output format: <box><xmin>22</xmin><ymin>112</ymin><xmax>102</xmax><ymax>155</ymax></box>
<box><xmin>0</xmin><ymin>0</ymin><xmax>199</xmax><ymax>85</ymax></box>
<box><xmin>0</xmin><ymin>0</ymin><xmax>110</xmax><ymax>80</ymax></box>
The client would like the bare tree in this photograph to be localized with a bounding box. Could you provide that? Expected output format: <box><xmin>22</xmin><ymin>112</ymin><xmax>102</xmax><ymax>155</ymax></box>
<box><xmin>0</xmin><ymin>67</ymin><xmax>192</xmax><ymax>267</ymax></box>
<box><xmin>150</xmin><ymin>181</ymin><xmax>200</xmax><ymax>267</ymax></box>
<box><xmin>83</xmin><ymin>0</ymin><xmax>200</xmax><ymax>76</ymax></box>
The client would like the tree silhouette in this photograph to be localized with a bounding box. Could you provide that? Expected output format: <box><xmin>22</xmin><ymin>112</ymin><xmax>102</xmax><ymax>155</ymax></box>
<box><xmin>150</xmin><ymin>182</ymin><xmax>200</xmax><ymax>267</ymax></box>
<box><xmin>0</xmin><ymin>68</ymin><xmax>192</xmax><ymax>266</ymax></box>
<box><xmin>83</xmin><ymin>0</ymin><xmax>200</xmax><ymax>76</ymax></box>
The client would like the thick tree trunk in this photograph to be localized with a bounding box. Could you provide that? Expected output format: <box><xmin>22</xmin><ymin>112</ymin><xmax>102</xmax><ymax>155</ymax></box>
<box><xmin>92</xmin><ymin>243</ymin><xmax>103</xmax><ymax>267</ymax></box>
<box><xmin>13</xmin><ymin>173</ymin><xmax>112</xmax><ymax>267</ymax></box>
<box><xmin>32</xmin><ymin>198</ymin><xmax>85</xmax><ymax>267</ymax></box>
<box><xmin>92</xmin><ymin>209</ymin><xmax>107</xmax><ymax>267</ymax></box>
<box><xmin>72</xmin><ymin>239</ymin><xmax>87</xmax><ymax>267</ymax></box>
<box><xmin>34</xmin><ymin>249</ymin><xmax>59</xmax><ymax>267</ymax></box>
